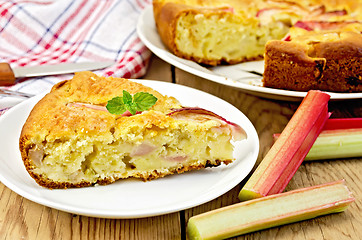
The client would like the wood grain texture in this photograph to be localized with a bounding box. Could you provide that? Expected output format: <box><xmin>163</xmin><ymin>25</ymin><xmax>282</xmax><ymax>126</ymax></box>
<box><xmin>0</xmin><ymin>56</ymin><xmax>361</xmax><ymax>240</ymax></box>
<box><xmin>143</xmin><ymin>55</ymin><xmax>173</xmax><ymax>82</ymax></box>
<box><xmin>0</xmin><ymin>183</ymin><xmax>181</xmax><ymax>240</ymax></box>
<box><xmin>173</xmin><ymin>67</ymin><xmax>362</xmax><ymax>240</ymax></box>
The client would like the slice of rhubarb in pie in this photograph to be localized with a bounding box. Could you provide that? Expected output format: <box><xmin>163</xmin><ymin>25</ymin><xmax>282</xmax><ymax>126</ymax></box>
<box><xmin>19</xmin><ymin>71</ymin><xmax>246</xmax><ymax>189</ymax></box>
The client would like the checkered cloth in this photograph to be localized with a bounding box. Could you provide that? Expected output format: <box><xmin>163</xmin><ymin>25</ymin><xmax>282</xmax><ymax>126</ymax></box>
<box><xmin>0</xmin><ymin>0</ymin><xmax>152</xmax><ymax>116</ymax></box>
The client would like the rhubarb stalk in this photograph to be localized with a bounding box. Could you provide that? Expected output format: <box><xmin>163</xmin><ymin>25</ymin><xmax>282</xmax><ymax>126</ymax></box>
<box><xmin>274</xmin><ymin>129</ymin><xmax>362</xmax><ymax>161</ymax></box>
<box><xmin>239</xmin><ymin>90</ymin><xmax>330</xmax><ymax>201</ymax></box>
<box><xmin>323</xmin><ymin>118</ymin><xmax>362</xmax><ymax>130</ymax></box>
<box><xmin>273</xmin><ymin>118</ymin><xmax>362</xmax><ymax>160</ymax></box>
<box><xmin>187</xmin><ymin>180</ymin><xmax>354</xmax><ymax>240</ymax></box>
<box><xmin>305</xmin><ymin>129</ymin><xmax>362</xmax><ymax>160</ymax></box>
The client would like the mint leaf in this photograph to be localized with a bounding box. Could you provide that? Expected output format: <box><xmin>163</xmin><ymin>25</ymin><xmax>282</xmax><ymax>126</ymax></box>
<box><xmin>106</xmin><ymin>90</ymin><xmax>158</xmax><ymax>115</ymax></box>
<box><xmin>126</xmin><ymin>102</ymin><xmax>137</xmax><ymax>115</ymax></box>
<box><xmin>122</xmin><ymin>90</ymin><xmax>133</xmax><ymax>105</ymax></box>
<box><xmin>134</xmin><ymin>92</ymin><xmax>158</xmax><ymax>112</ymax></box>
<box><xmin>106</xmin><ymin>96</ymin><xmax>127</xmax><ymax>114</ymax></box>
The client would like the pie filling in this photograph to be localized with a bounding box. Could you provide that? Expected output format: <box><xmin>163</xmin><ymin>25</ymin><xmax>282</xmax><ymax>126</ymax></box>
<box><xmin>28</xmin><ymin>126</ymin><xmax>236</xmax><ymax>184</ymax></box>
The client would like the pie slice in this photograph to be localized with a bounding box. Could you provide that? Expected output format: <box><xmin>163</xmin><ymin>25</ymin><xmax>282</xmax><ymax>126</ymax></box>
<box><xmin>19</xmin><ymin>72</ymin><xmax>246</xmax><ymax>189</ymax></box>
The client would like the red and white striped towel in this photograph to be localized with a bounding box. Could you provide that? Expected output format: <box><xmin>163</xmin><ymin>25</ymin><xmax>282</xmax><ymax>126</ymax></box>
<box><xmin>0</xmin><ymin>0</ymin><xmax>152</xmax><ymax>115</ymax></box>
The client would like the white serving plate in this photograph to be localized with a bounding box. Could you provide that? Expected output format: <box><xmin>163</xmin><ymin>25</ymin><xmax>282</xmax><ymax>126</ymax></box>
<box><xmin>0</xmin><ymin>80</ymin><xmax>259</xmax><ymax>218</ymax></box>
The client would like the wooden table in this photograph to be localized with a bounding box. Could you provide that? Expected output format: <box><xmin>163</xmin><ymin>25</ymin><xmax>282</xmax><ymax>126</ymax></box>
<box><xmin>1</xmin><ymin>55</ymin><xmax>361</xmax><ymax>239</ymax></box>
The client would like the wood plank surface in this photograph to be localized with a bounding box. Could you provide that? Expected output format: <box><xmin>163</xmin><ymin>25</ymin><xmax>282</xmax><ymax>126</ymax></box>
<box><xmin>0</xmin><ymin>55</ymin><xmax>361</xmax><ymax>240</ymax></box>
<box><xmin>174</xmin><ymin>66</ymin><xmax>362</xmax><ymax>240</ymax></box>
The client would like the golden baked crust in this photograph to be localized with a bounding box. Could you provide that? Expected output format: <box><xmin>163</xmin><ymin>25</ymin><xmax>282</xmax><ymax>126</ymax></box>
<box><xmin>20</xmin><ymin>72</ymin><xmax>179</xmax><ymax>142</ymax></box>
<box><xmin>153</xmin><ymin>0</ymin><xmax>361</xmax><ymax>66</ymax></box>
<box><xmin>20</xmin><ymin>72</ymin><xmax>246</xmax><ymax>189</ymax></box>
<box><xmin>262</xmin><ymin>31</ymin><xmax>362</xmax><ymax>92</ymax></box>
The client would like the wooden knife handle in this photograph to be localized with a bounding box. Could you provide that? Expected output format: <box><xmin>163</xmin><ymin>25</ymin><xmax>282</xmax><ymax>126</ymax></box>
<box><xmin>0</xmin><ymin>62</ymin><xmax>16</xmax><ymax>86</ymax></box>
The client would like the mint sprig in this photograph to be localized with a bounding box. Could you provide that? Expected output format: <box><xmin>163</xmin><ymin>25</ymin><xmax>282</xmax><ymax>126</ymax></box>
<box><xmin>106</xmin><ymin>90</ymin><xmax>157</xmax><ymax>115</ymax></box>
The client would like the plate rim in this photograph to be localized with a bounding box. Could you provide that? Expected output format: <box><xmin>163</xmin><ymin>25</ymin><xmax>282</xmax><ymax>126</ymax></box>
<box><xmin>137</xmin><ymin>6</ymin><xmax>362</xmax><ymax>101</ymax></box>
<box><xmin>0</xmin><ymin>79</ymin><xmax>259</xmax><ymax>219</ymax></box>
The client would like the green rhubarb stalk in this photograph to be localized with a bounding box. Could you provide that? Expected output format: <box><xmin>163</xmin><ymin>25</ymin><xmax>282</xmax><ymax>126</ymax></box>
<box><xmin>273</xmin><ymin>118</ymin><xmax>362</xmax><ymax>160</ymax></box>
<box><xmin>239</xmin><ymin>90</ymin><xmax>330</xmax><ymax>201</ymax></box>
<box><xmin>187</xmin><ymin>180</ymin><xmax>354</xmax><ymax>240</ymax></box>
<box><xmin>304</xmin><ymin>129</ymin><xmax>362</xmax><ymax>160</ymax></box>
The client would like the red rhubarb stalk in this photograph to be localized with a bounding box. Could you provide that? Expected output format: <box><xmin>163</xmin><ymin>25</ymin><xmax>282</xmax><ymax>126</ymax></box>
<box><xmin>239</xmin><ymin>90</ymin><xmax>330</xmax><ymax>201</ymax></box>
<box><xmin>323</xmin><ymin>118</ymin><xmax>362</xmax><ymax>130</ymax></box>
<box><xmin>274</xmin><ymin>118</ymin><xmax>362</xmax><ymax>134</ymax></box>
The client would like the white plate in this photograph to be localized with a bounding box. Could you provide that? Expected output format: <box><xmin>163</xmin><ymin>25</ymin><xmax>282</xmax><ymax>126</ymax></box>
<box><xmin>0</xmin><ymin>80</ymin><xmax>259</xmax><ymax>219</ymax></box>
<box><xmin>137</xmin><ymin>6</ymin><xmax>362</xmax><ymax>101</ymax></box>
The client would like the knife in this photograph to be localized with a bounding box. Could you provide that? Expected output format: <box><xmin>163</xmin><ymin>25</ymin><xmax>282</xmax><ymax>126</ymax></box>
<box><xmin>0</xmin><ymin>61</ymin><xmax>114</xmax><ymax>86</ymax></box>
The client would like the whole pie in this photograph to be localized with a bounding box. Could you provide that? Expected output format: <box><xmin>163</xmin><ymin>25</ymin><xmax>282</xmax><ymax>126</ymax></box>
<box><xmin>153</xmin><ymin>0</ymin><xmax>362</xmax><ymax>92</ymax></box>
